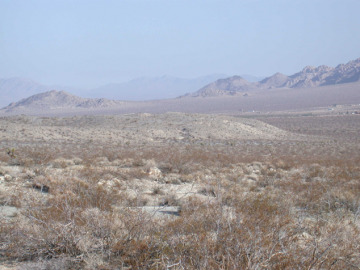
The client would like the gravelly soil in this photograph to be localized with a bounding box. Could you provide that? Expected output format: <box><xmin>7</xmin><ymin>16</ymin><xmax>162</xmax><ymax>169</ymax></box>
<box><xmin>0</xmin><ymin>113</ymin><xmax>306</xmax><ymax>147</ymax></box>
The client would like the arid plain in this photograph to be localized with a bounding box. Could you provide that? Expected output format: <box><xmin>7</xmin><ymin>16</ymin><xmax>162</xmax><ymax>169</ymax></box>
<box><xmin>1</xmin><ymin>105</ymin><xmax>360</xmax><ymax>269</ymax></box>
<box><xmin>1</xmin><ymin>58</ymin><xmax>360</xmax><ymax>269</ymax></box>
<box><xmin>2</xmin><ymin>0</ymin><xmax>360</xmax><ymax>267</ymax></box>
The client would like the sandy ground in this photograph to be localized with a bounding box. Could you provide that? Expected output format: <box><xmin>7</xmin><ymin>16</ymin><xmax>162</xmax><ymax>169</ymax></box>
<box><xmin>1</xmin><ymin>111</ymin><xmax>359</xmax><ymax>268</ymax></box>
<box><xmin>0</xmin><ymin>113</ymin><xmax>307</xmax><ymax>148</ymax></box>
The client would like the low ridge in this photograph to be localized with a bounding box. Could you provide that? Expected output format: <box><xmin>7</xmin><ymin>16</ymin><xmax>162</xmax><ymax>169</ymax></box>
<box><xmin>2</xmin><ymin>90</ymin><xmax>124</xmax><ymax>113</ymax></box>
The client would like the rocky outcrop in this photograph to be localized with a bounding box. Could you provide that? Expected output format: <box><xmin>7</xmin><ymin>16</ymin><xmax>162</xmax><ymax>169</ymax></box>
<box><xmin>286</xmin><ymin>65</ymin><xmax>334</xmax><ymax>88</ymax></box>
<box><xmin>189</xmin><ymin>58</ymin><xmax>360</xmax><ymax>97</ymax></box>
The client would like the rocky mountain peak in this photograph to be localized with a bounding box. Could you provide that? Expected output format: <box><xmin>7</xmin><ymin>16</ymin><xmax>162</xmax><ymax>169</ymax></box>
<box><xmin>301</xmin><ymin>66</ymin><xmax>317</xmax><ymax>73</ymax></box>
<box><xmin>190</xmin><ymin>57</ymin><xmax>360</xmax><ymax>97</ymax></box>
<box><xmin>300</xmin><ymin>65</ymin><xmax>333</xmax><ymax>74</ymax></box>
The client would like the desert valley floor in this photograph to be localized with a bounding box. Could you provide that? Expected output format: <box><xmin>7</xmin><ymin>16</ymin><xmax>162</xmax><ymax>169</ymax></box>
<box><xmin>0</xmin><ymin>109</ymin><xmax>360</xmax><ymax>269</ymax></box>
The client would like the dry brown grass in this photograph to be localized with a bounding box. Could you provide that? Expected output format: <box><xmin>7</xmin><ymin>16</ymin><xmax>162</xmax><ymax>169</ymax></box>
<box><xmin>1</xmin><ymin>113</ymin><xmax>360</xmax><ymax>269</ymax></box>
<box><xmin>1</xmin><ymin>144</ymin><xmax>359</xmax><ymax>269</ymax></box>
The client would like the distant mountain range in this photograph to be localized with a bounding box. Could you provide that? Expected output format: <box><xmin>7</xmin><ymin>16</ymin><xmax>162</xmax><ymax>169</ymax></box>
<box><xmin>188</xmin><ymin>58</ymin><xmax>360</xmax><ymax>97</ymax></box>
<box><xmin>2</xmin><ymin>74</ymin><xmax>256</xmax><ymax>107</ymax></box>
<box><xmin>1</xmin><ymin>57</ymin><xmax>360</xmax><ymax>115</ymax></box>
<box><xmin>0</xmin><ymin>74</ymin><xmax>267</xmax><ymax>107</ymax></box>
<box><xmin>84</xmin><ymin>74</ymin><xmax>229</xmax><ymax>100</ymax></box>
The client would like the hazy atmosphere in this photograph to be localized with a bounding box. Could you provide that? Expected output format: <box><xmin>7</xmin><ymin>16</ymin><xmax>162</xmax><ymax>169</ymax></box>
<box><xmin>1</xmin><ymin>0</ymin><xmax>360</xmax><ymax>89</ymax></box>
<box><xmin>2</xmin><ymin>1</ymin><xmax>360</xmax><ymax>269</ymax></box>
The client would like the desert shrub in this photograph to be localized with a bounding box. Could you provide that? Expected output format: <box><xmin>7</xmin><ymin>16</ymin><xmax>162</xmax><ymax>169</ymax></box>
<box><xmin>19</xmin><ymin>147</ymin><xmax>57</xmax><ymax>166</ymax></box>
<box><xmin>2</xmin><ymin>134</ymin><xmax>360</xmax><ymax>269</ymax></box>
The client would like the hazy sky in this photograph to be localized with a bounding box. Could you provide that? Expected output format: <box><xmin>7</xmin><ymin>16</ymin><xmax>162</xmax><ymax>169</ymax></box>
<box><xmin>1</xmin><ymin>0</ymin><xmax>360</xmax><ymax>88</ymax></box>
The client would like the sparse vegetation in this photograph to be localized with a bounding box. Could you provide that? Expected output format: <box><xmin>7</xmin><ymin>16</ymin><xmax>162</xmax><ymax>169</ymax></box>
<box><xmin>0</xmin><ymin>113</ymin><xmax>359</xmax><ymax>269</ymax></box>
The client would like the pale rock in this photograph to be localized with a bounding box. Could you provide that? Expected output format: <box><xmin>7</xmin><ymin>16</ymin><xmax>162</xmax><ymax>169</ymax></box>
<box><xmin>4</xmin><ymin>174</ymin><xmax>12</xmax><ymax>182</ymax></box>
<box><xmin>0</xmin><ymin>205</ymin><xmax>18</xmax><ymax>218</ymax></box>
<box><xmin>247</xmin><ymin>173</ymin><xmax>259</xmax><ymax>181</ymax></box>
<box><xmin>148</xmin><ymin>167</ymin><xmax>162</xmax><ymax>179</ymax></box>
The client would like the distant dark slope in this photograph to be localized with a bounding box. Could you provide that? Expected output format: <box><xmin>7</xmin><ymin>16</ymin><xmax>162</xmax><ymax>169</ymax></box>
<box><xmin>190</xmin><ymin>58</ymin><xmax>360</xmax><ymax>97</ymax></box>
<box><xmin>2</xmin><ymin>90</ymin><xmax>124</xmax><ymax>113</ymax></box>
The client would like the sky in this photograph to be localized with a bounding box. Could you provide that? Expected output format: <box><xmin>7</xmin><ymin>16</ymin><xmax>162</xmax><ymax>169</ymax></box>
<box><xmin>1</xmin><ymin>0</ymin><xmax>360</xmax><ymax>88</ymax></box>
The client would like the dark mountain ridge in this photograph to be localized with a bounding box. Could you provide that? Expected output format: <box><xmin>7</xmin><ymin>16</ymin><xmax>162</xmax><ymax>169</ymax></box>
<box><xmin>189</xmin><ymin>58</ymin><xmax>360</xmax><ymax>97</ymax></box>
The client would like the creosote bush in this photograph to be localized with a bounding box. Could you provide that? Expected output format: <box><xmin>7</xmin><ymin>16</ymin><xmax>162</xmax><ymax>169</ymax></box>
<box><xmin>1</xmin><ymin>141</ymin><xmax>360</xmax><ymax>269</ymax></box>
